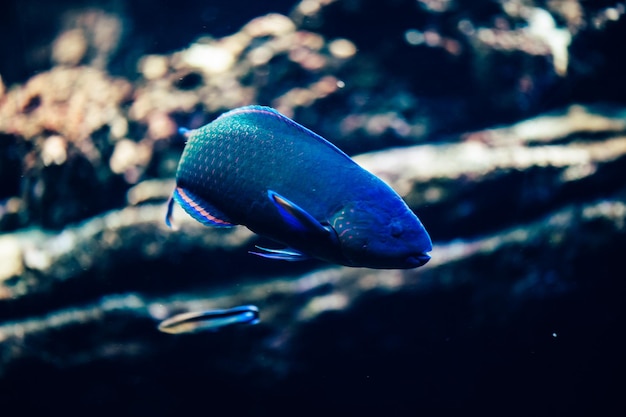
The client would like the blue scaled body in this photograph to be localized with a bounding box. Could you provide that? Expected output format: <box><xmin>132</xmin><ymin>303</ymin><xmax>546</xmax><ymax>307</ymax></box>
<box><xmin>167</xmin><ymin>105</ymin><xmax>432</xmax><ymax>269</ymax></box>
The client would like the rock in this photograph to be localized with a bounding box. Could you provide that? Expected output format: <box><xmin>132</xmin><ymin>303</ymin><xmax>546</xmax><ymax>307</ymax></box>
<box><xmin>1</xmin><ymin>101</ymin><xmax>625</xmax><ymax>371</ymax></box>
<box><xmin>0</xmin><ymin>193</ymin><xmax>624</xmax><ymax>415</ymax></box>
<box><xmin>0</xmin><ymin>236</ymin><xmax>23</xmax><ymax>285</ymax></box>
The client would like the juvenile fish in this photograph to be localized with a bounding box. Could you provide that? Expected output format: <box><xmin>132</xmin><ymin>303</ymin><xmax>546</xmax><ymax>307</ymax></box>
<box><xmin>157</xmin><ymin>305</ymin><xmax>260</xmax><ymax>334</ymax></box>
<box><xmin>167</xmin><ymin>105</ymin><xmax>432</xmax><ymax>269</ymax></box>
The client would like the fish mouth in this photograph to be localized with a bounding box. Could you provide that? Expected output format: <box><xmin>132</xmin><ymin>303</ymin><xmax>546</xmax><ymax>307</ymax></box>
<box><xmin>408</xmin><ymin>252</ymin><xmax>431</xmax><ymax>267</ymax></box>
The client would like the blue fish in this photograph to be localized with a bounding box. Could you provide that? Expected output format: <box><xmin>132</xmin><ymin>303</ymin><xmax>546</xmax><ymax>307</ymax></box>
<box><xmin>167</xmin><ymin>105</ymin><xmax>432</xmax><ymax>269</ymax></box>
<box><xmin>157</xmin><ymin>305</ymin><xmax>260</xmax><ymax>334</ymax></box>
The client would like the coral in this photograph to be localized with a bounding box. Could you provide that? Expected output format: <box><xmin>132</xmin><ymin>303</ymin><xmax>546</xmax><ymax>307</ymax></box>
<box><xmin>52</xmin><ymin>9</ymin><xmax>124</xmax><ymax>69</ymax></box>
<box><xmin>0</xmin><ymin>67</ymin><xmax>132</xmax><ymax>227</ymax></box>
<box><xmin>129</xmin><ymin>12</ymin><xmax>355</xmax><ymax>127</ymax></box>
<box><xmin>0</xmin><ymin>66</ymin><xmax>131</xmax><ymax>144</ymax></box>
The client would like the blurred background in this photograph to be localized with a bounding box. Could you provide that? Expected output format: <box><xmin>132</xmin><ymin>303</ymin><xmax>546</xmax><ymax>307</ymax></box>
<box><xmin>0</xmin><ymin>0</ymin><xmax>625</xmax><ymax>416</ymax></box>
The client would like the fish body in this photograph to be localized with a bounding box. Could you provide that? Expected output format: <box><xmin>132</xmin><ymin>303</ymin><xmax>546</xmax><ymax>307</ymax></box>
<box><xmin>158</xmin><ymin>305</ymin><xmax>260</xmax><ymax>334</ymax></box>
<box><xmin>168</xmin><ymin>105</ymin><xmax>431</xmax><ymax>269</ymax></box>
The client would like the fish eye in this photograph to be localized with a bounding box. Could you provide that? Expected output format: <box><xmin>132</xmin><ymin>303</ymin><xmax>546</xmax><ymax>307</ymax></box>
<box><xmin>390</xmin><ymin>221</ymin><xmax>403</xmax><ymax>237</ymax></box>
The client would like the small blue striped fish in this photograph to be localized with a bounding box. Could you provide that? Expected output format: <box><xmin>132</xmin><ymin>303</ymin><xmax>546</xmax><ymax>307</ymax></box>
<box><xmin>158</xmin><ymin>305</ymin><xmax>260</xmax><ymax>334</ymax></box>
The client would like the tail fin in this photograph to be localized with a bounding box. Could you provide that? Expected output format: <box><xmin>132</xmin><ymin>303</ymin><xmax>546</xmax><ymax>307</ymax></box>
<box><xmin>165</xmin><ymin>193</ymin><xmax>178</xmax><ymax>230</ymax></box>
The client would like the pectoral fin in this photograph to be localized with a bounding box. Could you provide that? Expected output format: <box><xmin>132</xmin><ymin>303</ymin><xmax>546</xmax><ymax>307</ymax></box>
<box><xmin>267</xmin><ymin>190</ymin><xmax>331</xmax><ymax>236</ymax></box>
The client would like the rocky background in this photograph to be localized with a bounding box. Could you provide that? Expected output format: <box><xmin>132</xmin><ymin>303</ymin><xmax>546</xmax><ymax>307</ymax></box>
<box><xmin>0</xmin><ymin>0</ymin><xmax>625</xmax><ymax>416</ymax></box>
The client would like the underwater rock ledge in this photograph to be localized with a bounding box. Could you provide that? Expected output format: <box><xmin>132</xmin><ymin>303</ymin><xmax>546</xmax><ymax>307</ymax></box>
<box><xmin>0</xmin><ymin>194</ymin><xmax>624</xmax><ymax>377</ymax></box>
<box><xmin>1</xmin><ymin>103</ymin><xmax>625</xmax><ymax>306</ymax></box>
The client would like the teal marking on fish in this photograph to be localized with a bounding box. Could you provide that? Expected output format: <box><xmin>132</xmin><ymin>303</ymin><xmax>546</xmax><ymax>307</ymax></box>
<box><xmin>167</xmin><ymin>105</ymin><xmax>432</xmax><ymax>269</ymax></box>
<box><xmin>157</xmin><ymin>305</ymin><xmax>260</xmax><ymax>334</ymax></box>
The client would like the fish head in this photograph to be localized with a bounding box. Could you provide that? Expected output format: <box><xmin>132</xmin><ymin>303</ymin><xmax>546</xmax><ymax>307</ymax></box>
<box><xmin>330</xmin><ymin>199</ymin><xmax>432</xmax><ymax>269</ymax></box>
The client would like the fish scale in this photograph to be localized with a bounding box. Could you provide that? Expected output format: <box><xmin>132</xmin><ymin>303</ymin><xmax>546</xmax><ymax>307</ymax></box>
<box><xmin>168</xmin><ymin>105</ymin><xmax>432</xmax><ymax>269</ymax></box>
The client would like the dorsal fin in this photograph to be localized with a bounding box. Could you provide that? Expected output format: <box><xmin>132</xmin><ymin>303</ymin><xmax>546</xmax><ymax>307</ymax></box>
<box><xmin>217</xmin><ymin>105</ymin><xmax>356</xmax><ymax>164</ymax></box>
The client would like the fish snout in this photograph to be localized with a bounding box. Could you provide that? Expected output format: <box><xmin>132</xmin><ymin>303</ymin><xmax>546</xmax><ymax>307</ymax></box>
<box><xmin>408</xmin><ymin>252</ymin><xmax>431</xmax><ymax>267</ymax></box>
